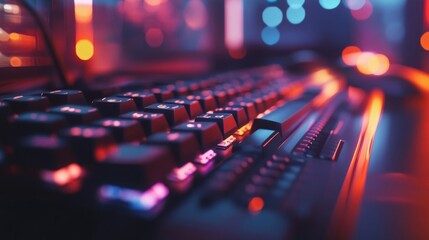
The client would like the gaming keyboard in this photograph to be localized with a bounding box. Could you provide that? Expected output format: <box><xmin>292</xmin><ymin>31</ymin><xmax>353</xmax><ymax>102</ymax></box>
<box><xmin>0</xmin><ymin>64</ymin><xmax>377</xmax><ymax>239</ymax></box>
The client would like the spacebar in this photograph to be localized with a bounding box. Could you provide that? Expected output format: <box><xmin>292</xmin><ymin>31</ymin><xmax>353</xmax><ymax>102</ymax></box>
<box><xmin>251</xmin><ymin>97</ymin><xmax>313</xmax><ymax>137</ymax></box>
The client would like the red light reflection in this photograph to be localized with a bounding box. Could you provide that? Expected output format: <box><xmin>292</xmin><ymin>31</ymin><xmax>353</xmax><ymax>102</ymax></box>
<box><xmin>342</xmin><ymin>46</ymin><xmax>361</xmax><ymax>66</ymax></box>
<box><xmin>41</xmin><ymin>163</ymin><xmax>84</xmax><ymax>186</ymax></box>
<box><xmin>248</xmin><ymin>197</ymin><xmax>264</xmax><ymax>214</ymax></box>
<box><xmin>329</xmin><ymin>90</ymin><xmax>384</xmax><ymax>239</ymax></box>
<box><xmin>389</xmin><ymin>64</ymin><xmax>429</xmax><ymax>93</ymax></box>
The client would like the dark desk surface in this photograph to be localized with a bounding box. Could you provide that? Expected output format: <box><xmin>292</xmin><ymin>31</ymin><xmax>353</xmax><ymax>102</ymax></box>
<box><xmin>356</xmin><ymin>94</ymin><xmax>429</xmax><ymax>239</ymax></box>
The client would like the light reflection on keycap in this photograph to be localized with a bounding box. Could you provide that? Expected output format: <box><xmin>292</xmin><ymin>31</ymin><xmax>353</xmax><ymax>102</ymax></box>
<box><xmin>195</xmin><ymin>149</ymin><xmax>217</xmax><ymax>165</ymax></box>
<box><xmin>102</xmin><ymin>120</ymin><xmax>122</xmax><ymax>127</ymax></box>
<box><xmin>169</xmin><ymin>162</ymin><xmax>197</xmax><ymax>182</ymax></box>
<box><xmin>41</xmin><ymin>163</ymin><xmax>84</xmax><ymax>186</ymax></box>
<box><xmin>60</xmin><ymin>106</ymin><xmax>82</xmax><ymax>113</ymax></box>
<box><xmin>69</xmin><ymin>127</ymin><xmax>108</xmax><ymax>138</ymax></box>
<box><xmin>186</xmin><ymin>123</ymin><xmax>202</xmax><ymax>128</ymax></box>
<box><xmin>167</xmin><ymin>132</ymin><xmax>180</xmax><ymax>141</ymax></box>
<box><xmin>98</xmin><ymin>182</ymin><xmax>169</xmax><ymax>211</ymax></box>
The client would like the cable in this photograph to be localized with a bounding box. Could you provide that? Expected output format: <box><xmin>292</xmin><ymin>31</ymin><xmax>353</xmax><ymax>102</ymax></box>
<box><xmin>17</xmin><ymin>0</ymin><xmax>69</xmax><ymax>88</ymax></box>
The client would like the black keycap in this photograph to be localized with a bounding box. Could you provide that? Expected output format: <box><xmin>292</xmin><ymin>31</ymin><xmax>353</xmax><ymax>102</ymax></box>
<box><xmin>165</xmin><ymin>83</ymin><xmax>189</xmax><ymax>97</ymax></box>
<box><xmin>185</xmin><ymin>93</ymin><xmax>217</xmax><ymax>112</ymax></box>
<box><xmin>173</xmin><ymin>85</ymin><xmax>189</xmax><ymax>97</ymax></box>
<box><xmin>120</xmin><ymin>111</ymin><xmax>169</xmax><ymax>135</ymax></box>
<box><xmin>92</xmin><ymin>97</ymin><xmax>137</xmax><ymax>117</ymax></box>
<box><xmin>147</xmin><ymin>132</ymin><xmax>200</xmax><ymax>165</ymax></box>
<box><xmin>203</xmin><ymin>157</ymin><xmax>254</xmax><ymax>200</ymax></box>
<box><xmin>252</xmin><ymin>97</ymin><xmax>313</xmax><ymax>137</ymax></box>
<box><xmin>42</xmin><ymin>90</ymin><xmax>87</xmax><ymax>106</ymax></box>
<box><xmin>212</xmin><ymin>90</ymin><xmax>228</xmax><ymax>107</ymax></box>
<box><xmin>214</xmin><ymin>107</ymin><xmax>248</xmax><ymax>128</ymax></box>
<box><xmin>235</xmin><ymin>97</ymin><xmax>265</xmax><ymax>114</ymax></box>
<box><xmin>172</xmin><ymin>122</ymin><xmax>223</xmax><ymax>151</ymax></box>
<box><xmin>239</xmin><ymin>129</ymin><xmax>281</xmax><ymax>156</ymax></box>
<box><xmin>148</xmin><ymin>87</ymin><xmax>175</xmax><ymax>102</ymax></box>
<box><xmin>215</xmin><ymin>85</ymin><xmax>236</xmax><ymax>100</ymax></box>
<box><xmin>164</xmin><ymin>98</ymin><xmax>203</xmax><ymax>119</ymax></box>
<box><xmin>14</xmin><ymin>135</ymin><xmax>75</xmax><ymax>170</ymax></box>
<box><xmin>117</xmin><ymin>92</ymin><xmax>156</xmax><ymax>109</ymax></box>
<box><xmin>144</xmin><ymin>103</ymin><xmax>189</xmax><ymax>126</ymax></box>
<box><xmin>93</xmin><ymin>118</ymin><xmax>144</xmax><ymax>142</ymax></box>
<box><xmin>228</xmin><ymin>101</ymin><xmax>257</xmax><ymax>120</ymax></box>
<box><xmin>13</xmin><ymin>112</ymin><xmax>68</xmax><ymax>136</ymax></box>
<box><xmin>320</xmin><ymin>135</ymin><xmax>343</xmax><ymax>161</ymax></box>
<box><xmin>93</xmin><ymin>144</ymin><xmax>175</xmax><ymax>188</ymax></box>
<box><xmin>195</xmin><ymin>113</ymin><xmax>237</xmax><ymax>137</ymax></box>
<box><xmin>116</xmin><ymin>91</ymin><xmax>157</xmax><ymax>109</ymax></box>
<box><xmin>257</xmin><ymin>91</ymin><xmax>278</xmax><ymax>109</ymax></box>
<box><xmin>49</xmin><ymin>104</ymin><xmax>101</xmax><ymax>125</ymax></box>
<box><xmin>60</xmin><ymin>126</ymin><xmax>116</xmax><ymax>163</ymax></box>
<box><xmin>3</xmin><ymin>95</ymin><xmax>49</xmax><ymax>113</ymax></box>
<box><xmin>235</xmin><ymin>82</ymin><xmax>253</xmax><ymax>95</ymax></box>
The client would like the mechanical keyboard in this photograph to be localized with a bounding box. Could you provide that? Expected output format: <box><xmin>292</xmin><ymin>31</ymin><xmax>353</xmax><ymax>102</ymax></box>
<box><xmin>0</xmin><ymin>64</ymin><xmax>380</xmax><ymax>239</ymax></box>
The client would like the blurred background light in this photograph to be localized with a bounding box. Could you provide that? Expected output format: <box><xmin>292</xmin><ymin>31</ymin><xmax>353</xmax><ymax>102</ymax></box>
<box><xmin>75</xmin><ymin>39</ymin><xmax>94</xmax><ymax>60</ymax></box>
<box><xmin>355</xmin><ymin>52</ymin><xmax>390</xmax><ymax>75</ymax></box>
<box><xmin>420</xmin><ymin>32</ymin><xmax>429</xmax><ymax>51</ymax></box>
<box><xmin>350</xmin><ymin>1</ymin><xmax>373</xmax><ymax>20</ymax></box>
<box><xmin>146</xmin><ymin>28</ymin><xmax>164</xmax><ymax>48</ymax></box>
<box><xmin>342</xmin><ymin>45</ymin><xmax>361</xmax><ymax>66</ymax></box>
<box><xmin>225</xmin><ymin>0</ymin><xmax>244</xmax><ymax>53</ymax></box>
<box><xmin>184</xmin><ymin>0</ymin><xmax>207</xmax><ymax>30</ymax></box>
<box><xmin>262</xmin><ymin>6</ymin><xmax>283</xmax><ymax>27</ymax></box>
<box><xmin>345</xmin><ymin>0</ymin><xmax>366</xmax><ymax>10</ymax></box>
<box><xmin>319</xmin><ymin>0</ymin><xmax>341</xmax><ymax>10</ymax></box>
<box><xmin>286</xmin><ymin>6</ymin><xmax>306</xmax><ymax>24</ymax></box>
<box><xmin>261</xmin><ymin>27</ymin><xmax>280</xmax><ymax>45</ymax></box>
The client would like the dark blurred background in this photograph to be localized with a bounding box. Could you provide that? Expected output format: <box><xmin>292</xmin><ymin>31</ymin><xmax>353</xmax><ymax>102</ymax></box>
<box><xmin>0</xmin><ymin>0</ymin><xmax>427</xmax><ymax>88</ymax></box>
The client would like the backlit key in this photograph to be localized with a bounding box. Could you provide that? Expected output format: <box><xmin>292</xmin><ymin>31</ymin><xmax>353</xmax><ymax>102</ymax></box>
<box><xmin>195</xmin><ymin>113</ymin><xmax>237</xmax><ymax>137</ymax></box>
<box><xmin>148</xmin><ymin>87</ymin><xmax>175</xmax><ymax>102</ymax></box>
<box><xmin>185</xmin><ymin>93</ymin><xmax>217</xmax><ymax>112</ymax></box>
<box><xmin>147</xmin><ymin>132</ymin><xmax>200</xmax><ymax>165</ymax></box>
<box><xmin>173</xmin><ymin>122</ymin><xmax>223</xmax><ymax>150</ymax></box>
<box><xmin>42</xmin><ymin>90</ymin><xmax>87</xmax><ymax>106</ymax></box>
<box><xmin>3</xmin><ymin>95</ymin><xmax>49</xmax><ymax>113</ymax></box>
<box><xmin>94</xmin><ymin>144</ymin><xmax>175</xmax><ymax>188</ymax></box>
<box><xmin>49</xmin><ymin>104</ymin><xmax>101</xmax><ymax>125</ymax></box>
<box><xmin>92</xmin><ymin>97</ymin><xmax>137</xmax><ymax>117</ymax></box>
<box><xmin>144</xmin><ymin>103</ymin><xmax>189</xmax><ymax>127</ymax></box>
<box><xmin>60</xmin><ymin>126</ymin><xmax>116</xmax><ymax>163</ymax></box>
<box><xmin>13</xmin><ymin>112</ymin><xmax>68</xmax><ymax>136</ymax></box>
<box><xmin>120</xmin><ymin>111</ymin><xmax>169</xmax><ymax>135</ymax></box>
<box><xmin>116</xmin><ymin>91</ymin><xmax>157</xmax><ymax>109</ymax></box>
<box><xmin>164</xmin><ymin>98</ymin><xmax>203</xmax><ymax>119</ymax></box>
<box><xmin>228</xmin><ymin>101</ymin><xmax>257</xmax><ymax>120</ymax></box>
<box><xmin>214</xmin><ymin>107</ymin><xmax>248</xmax><ymax>128</ymax></box>
<box><xmin>93</xmin><ymin>118</ymin><xmax>144</xmax><ymax>143</ymax></box>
